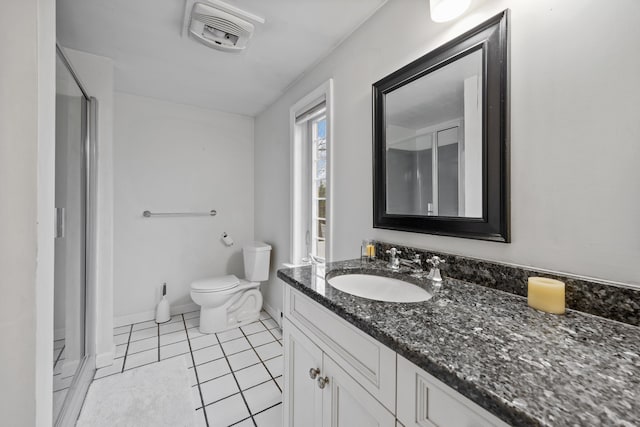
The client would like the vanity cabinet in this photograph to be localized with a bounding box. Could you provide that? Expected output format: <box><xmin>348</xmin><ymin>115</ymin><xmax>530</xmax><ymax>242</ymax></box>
<box><xmin>283</xmin><ymin>286</ymin><xmax>511</xmax><ymax>427</ymax></box>
<box><xmin>397</xmin><ymin>356</ymin><xmax>510</xmax><ymax>427</ymax></box>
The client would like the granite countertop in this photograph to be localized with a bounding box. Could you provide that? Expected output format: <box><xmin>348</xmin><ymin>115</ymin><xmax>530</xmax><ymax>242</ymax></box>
<box><xmin>277</xmin><ymin>259</ymin><xmax>640</xmax><ymax>427</ymax></box>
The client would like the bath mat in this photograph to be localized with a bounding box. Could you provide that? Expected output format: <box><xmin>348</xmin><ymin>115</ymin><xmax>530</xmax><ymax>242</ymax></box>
<box><xmin>77</xmin><ymin>357</ymin><xmax>195</xmax><ymax>427</ymax></box>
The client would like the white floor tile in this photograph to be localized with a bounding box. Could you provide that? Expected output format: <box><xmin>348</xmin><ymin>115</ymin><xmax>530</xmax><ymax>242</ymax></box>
<box><xmin>192</xmin><ymin>385</ymin><xmax>203</xmax><ymax>409</ymax></box>
<box><xmin>53</xmin><ymin>374</ymin><xmax>73</xmax><ymax>392</ymax></box>
<box><xmin>54</xmin><ymin>339</ymin><xmax>65</xmax><ymax>350</ymax></box>
<box><xmin>254</xmin><ymin>403</ymin><xmax>283</xmax><ymax>427</ymax></box>
<box><xmin>160</xmin><ymin>340</ymin><xmax>190</xmax><ymax>360</ymax></box>
<box><xmin>131</xmin><ymin>320</ymin><xmax>157</xmax><ymax>331</ymax></box>
<box><xmin>195</xmin><ymin>358</ymin><xmax>231</xmax><ymax>383</ymax></box>
<box><xmin>200</xmin><ymin>373</ymin><xmax>239</xmax><ymax>405</ymax></box>
<box><xmin>259</xmin><ymin>311</ymin><xmax>271</xmax><ymax>320</ymax></box>
<box><xmin>232</xmin><ymin>418</ymin><xmax>254</xmax><ymax>427</ymax></box>
<box><xmin>264</xmin><ymin>355</ymin><xmax>283</xmax><ymax>378</ymax></box>
<box><xmin>269</xmin><ymin>328</ymin><xmax>282</xmax><ymax>340</ymax></box>
<box><xmin>184</xmin><ymin>311</ymin><xmax>200</xmax><ymax>320</ymax></box>
<box><xmin>53</xmin><ymin>388</ymin><xmax>68</xmax><ymax>420</ymax></box>
<box><xmin>94</xmin><ymin>358</ymin><xmax>124</xmax><ymax>379</ymax></box>
<box><xmin>185</xmin><ymin>317</ymin><xmax>200</xmax><ymax>329</ymax></box>
<box><xmin>53</xmin><ymin>362</ymin><xmax>64</xmax><ymax>376</ymax></box>
<box><xmin>187</xmin><ymin>367</ymin><xmax>198</xmax><ymax>386</ymax></box>
<box><xmin>113</xmin><ymin>325</ymin><xmax>130</xmax><ymax>336</ymax></box>
<box><xmin>194</xmin><ymin>408</ymin><xmax>207</xmax><ymax>427</ymax></box>
<box><xmin>187</xmin><ymin>327</ymin><xmax>205</xmax><ymax>340</ymax></box>
<box><xmin>124</xmin><ymin>348</ymin><xmax>158</xmax><ymax>370</ymax></box>
<box><xmin>221</xmin><ymin>337</ymin><xmax>251</xmax><ymax>355</ymax></box>
<box><xmin>160</xmin><ymin>330</ymin><xmax>187</xmax><ymax>346</ymax></box>
<box><xmin>227</xmin><ymin>349</ymin><xmax>260</xmax><ymax>371</ymax></box>
<box><xmin>235</xmin><ymin>364</ymin><xmax>271</xmax><ymax>391</ymax></box>
<box><xmin>242</xmin><ymin>322</ymin><xmax>267</xmax><ymax>335</ymax></box>
<box><xmin>205</xmin><ymin>393</ymin><xmax>250</xmax><ymax>427</ymax></box>
<box><xmin>159</xmin><ymin>321</ymin><xmax>185</xmax><ymax>335</ymax></box>
<box><xmin>262</xmin><ymin>319</ymin><xmax>278</xmax><ymax>330</ymax></box>
<box><xmin>190</xmin><ymin>333</ymin><xmax>219</xmax><ymax>351</ymax></box>
<box><xmin>217</xmin><ymin>328</ymin><xmax>244</xmax><ymax>343</ymax></box>
<box><xmin>130</xmin><ymin>327</ymin><xmax>158</xmax><ymax>342</ymax></box>
<box><xmin>127</xmin><ymin>336</ymin><xmax>158</xmax><ymax>354</ymax></box>
<box><xmin>243</xmin><ymin>380</ymin><xmax>281</xmax><ymax>415</ymax></box>
<box><xmin>247</xmin><ymin>331</ymin><xmax>275</xmax><ymax>347</ymax></box>
<box><xmin>274</xmin><ymin>376</ymin><xmax>283</xmax><ymax>391</ymax></box>
<box><xmin>193</xmin><ymin>344</ymin><xmax>223</xmax><ymax>366</ymax></box>
<box><xmin>113</xmin><ymin>333</ymin><xmax>130</xmax><ymax>346</ymax></box>
<box><xmin>114</xmin><ymin>343</ymin><xmax>127</xmax><ymax>359</ymax></box>
<box><xmin>254</xmin><ymin>342</ymin><xmax>282</xmax><ymax>361</ymax></box>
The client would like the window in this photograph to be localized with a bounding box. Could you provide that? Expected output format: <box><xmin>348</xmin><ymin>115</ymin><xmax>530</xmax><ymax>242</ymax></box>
<box><xmin>290</xmin><ymin>80</ymin><xmax>333</xmax><ymax>265</ymax></box>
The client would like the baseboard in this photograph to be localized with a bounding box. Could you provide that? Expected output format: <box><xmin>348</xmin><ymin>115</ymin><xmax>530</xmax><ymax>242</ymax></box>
<box><xmin>114</xmin><ymin>302</ymin><xmax>199</xmax><ymax>328</ymax></box>
<box><xmin>54</xmin><ymin>327</ymin><xmax>65</xmax><ymax>341</ymax></box>
<box><xmin>263</xmin><ymin>302</ymin><xmax>282</xmax><ymax>327</ymax></box>
<box><xmin>95</xmin><ymin>344</ymin><xmax>115</xmax><ymax>369</ymax></box>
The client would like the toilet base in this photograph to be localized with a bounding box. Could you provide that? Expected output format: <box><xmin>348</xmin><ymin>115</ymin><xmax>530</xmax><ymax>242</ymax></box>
<box><xmin>198</xmin><ymin>288</ymin><xmax>263</xmax><ymax>334</ymax></box>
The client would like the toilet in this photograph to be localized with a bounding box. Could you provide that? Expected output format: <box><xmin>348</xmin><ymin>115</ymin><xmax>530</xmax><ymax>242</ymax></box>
<box><xmin>190</xmin><ymin>241</ymin><xmax>272</xmax><ymax>334</ymax></box>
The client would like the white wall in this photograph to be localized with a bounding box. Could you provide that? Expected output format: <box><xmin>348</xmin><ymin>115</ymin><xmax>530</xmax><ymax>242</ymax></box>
<box><xmin>62</xmin><ymin>47</ymin><xmax>116</xmax><ymax>367</ymax></box>
<box><xmin>0</xmin><ymin>0</ymin><xmax>55</xmax><ymax>425</ymax></box>
<box><xmin>114</xmin><ymin>93</ymin><xmax>255</xmax><ymax>323</ymax></box>
<box><xmin>255</xmin><ymin>0</ymin><xmax>640</xmax><ymax>315</ymax></box>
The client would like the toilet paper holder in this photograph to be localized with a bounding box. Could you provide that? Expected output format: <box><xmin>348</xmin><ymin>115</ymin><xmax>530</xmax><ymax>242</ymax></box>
<box><xmin>221</xmin><ymin>232</ymin><xmax>234</xmax><ymax>246</ymax></box>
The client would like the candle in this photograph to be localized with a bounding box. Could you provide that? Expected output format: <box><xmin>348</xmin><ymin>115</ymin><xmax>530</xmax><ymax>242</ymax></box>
<box><xmin>527</xmin><ymin>277</ymin><xmax>565</xmax><ymax>314</ymax></box>
<box><xmin>366</xmin><ymin>244</ymin><xmax>376</xmax><ymax>257</ymax></box>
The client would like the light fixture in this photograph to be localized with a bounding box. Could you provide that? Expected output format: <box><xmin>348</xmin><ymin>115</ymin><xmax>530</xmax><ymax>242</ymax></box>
<box><xmin>429</xmin><ymin>0</ymin><xmax>471</xmax><ymax>22</ymax></box>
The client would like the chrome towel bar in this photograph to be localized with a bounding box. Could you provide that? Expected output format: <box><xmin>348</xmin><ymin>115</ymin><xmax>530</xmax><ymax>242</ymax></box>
<box><xmin>142</xmin><ymin>210</ymin><xmax>217</xmax><ymax>218</ymax></box>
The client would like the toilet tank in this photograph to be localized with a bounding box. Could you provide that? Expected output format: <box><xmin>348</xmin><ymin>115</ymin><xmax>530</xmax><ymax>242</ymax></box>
<box><xmin>243</xmin><ymin>241</ymin><xmax>272</xmax><ymax>282</ymax></box>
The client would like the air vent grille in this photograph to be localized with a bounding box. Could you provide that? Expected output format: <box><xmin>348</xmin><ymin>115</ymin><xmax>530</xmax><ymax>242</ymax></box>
<box><xmin>192</xmin><ymin>13</ymin><xmax>251</xmax><ymax>38</ymax></box>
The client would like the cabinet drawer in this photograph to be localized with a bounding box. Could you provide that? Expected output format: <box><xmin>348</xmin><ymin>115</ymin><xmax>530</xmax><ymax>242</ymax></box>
<box><xmin>284</xmin><ymin>286</ymin><xmax>396</xmax><ymax>413</ymax></box>
<box><xmin>397</xmin><ymin>356</ymin><xmax>510</xmax><ymax>427</ymax></box>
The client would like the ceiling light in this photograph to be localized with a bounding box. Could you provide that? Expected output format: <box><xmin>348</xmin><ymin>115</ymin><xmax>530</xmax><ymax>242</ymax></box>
<box><xmin>429</xmin><ymin>0</ymin><xmax>471</xmax><ymax>22</ymax></box>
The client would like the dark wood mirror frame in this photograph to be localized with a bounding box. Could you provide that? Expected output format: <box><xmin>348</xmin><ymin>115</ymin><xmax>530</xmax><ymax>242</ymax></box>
<box><xmin>372</xmin><ymin>10</ymin><xmax>510</xmax><ymax>242</ymax></box>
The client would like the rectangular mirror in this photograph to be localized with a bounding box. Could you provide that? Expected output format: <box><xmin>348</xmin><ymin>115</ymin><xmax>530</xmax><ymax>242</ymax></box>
<box><xmin>373</xmin><ymin>11</ymin><xmax>510</xmax><ymax>242</ymax></box>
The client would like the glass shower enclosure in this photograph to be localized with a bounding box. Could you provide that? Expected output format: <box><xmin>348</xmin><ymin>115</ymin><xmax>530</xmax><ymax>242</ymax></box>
<box><xmin>53</xmin><ymin>45</ymin><xmax>97</xmax><ymax>426</ymax></box>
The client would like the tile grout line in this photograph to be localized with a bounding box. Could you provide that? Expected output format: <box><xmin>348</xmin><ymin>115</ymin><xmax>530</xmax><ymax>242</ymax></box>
<box><xmin>53</xmin><ymin>344</ymin><xmax>65</xmax><ymax>369</ymax></box>
<box><xmin>182</xmin><ymin>314</ymin><xmax>210</xmax><ymax>427</ymax></box>
<box><xmin>121</xmin><ymin>324</ymin><xmax>134</xmax><ymax>373</ymax></box>
<box><xmin>213</xmin><ymin>331</ymin><xmax>258</xmax><ymax>427</ymax></box>
<box><xmin>260</xmin><ymin>319</ymin><xmax>283</xmax><ymax>347</ymax></box>
<box><xmin>241</xmin><ymin>322</ymin><xmax>282</xmax><ymax>393</ymax></box>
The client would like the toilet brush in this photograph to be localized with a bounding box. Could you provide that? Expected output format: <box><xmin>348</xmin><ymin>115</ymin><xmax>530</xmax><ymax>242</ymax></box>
<box><xmin>155</xmin><ymin>283</ymin><xmax>171</xmax><ymax>324</ymax></box>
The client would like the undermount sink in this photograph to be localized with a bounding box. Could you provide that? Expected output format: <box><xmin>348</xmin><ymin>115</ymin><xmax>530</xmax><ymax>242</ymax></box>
<box><xmin>327</xmin><ymin>274</ymin><xmax>432</xmax><ymax>303</ymax></box>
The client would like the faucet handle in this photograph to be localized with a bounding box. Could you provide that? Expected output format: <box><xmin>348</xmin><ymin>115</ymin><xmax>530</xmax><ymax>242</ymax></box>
<box><xmin>427</xmin><ymin>255</ymin><xmax>445</xmax><ymax>267</ymax></box>
<box><xmin>386</xmin><ymin>248</ymin><xmax>401</xmax><ymax>256</ymax></box>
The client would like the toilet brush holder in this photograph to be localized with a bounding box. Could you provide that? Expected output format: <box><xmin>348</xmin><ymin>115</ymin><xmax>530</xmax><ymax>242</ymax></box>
<box><xmin>155</xmin><ymin>283</ymin><xmax>171</xmax><ymax>324</ymax></box>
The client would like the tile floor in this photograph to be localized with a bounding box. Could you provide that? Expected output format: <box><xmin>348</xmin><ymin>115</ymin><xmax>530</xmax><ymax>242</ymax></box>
<box><xmin>94</xmin><ymin>310</ymin><xmax>284</xmax><ymax>427</ymax></box>
<box><xmin>53</xmin><ymin>339</ymin><xmax>72</xmax><ymax>420</ymax></box>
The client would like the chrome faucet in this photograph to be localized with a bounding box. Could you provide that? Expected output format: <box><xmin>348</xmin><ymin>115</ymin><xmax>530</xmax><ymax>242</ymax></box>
<box><xmin>426</xmin><ymin>256</ymin><xmax>446</xmax><ymax>282</ymax></box>
<box><xmin>386</xmin><ymin>248</ymin><xmax>402</xmax><ymax>270</ymax></box>
<box><xmin>399</xmin><ymin>254</ymin><xmax>423</xmax><ymax>274</ymax></box>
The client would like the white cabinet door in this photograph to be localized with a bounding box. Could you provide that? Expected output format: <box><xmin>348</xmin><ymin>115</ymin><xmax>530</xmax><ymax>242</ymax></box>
<box><xmin>284</xmin><ymin>318</ymin><xmax>324</xmax><ymax>427</ymax></box>
<box><xmin>397</xmin><ymin>356</ymin><xmax>510</xmax><ymax>427</ymax></box>
<box><xmin>322</xmin><ymin>354</ymin><xmax>395</xmax><ymax>427</ymax></box>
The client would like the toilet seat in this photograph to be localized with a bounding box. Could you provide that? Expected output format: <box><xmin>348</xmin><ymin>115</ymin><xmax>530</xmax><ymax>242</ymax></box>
<box><xmin>191</xmin><ymin>275</ymin><xmax>240</xmax><ymax>293</ymax></box>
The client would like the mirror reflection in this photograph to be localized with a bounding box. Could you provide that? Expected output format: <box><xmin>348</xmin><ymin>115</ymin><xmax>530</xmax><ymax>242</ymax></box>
<box><xmin>385</xmin><ymin>49</ymin><xmax>482</xmax><ymax>218</ymax></box>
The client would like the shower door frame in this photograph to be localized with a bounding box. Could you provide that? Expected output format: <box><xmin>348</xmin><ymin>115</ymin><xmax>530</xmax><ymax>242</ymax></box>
<box><xmin>54</xmin><ymin>43</ymin><xmax>99</xmax><ymax>427</ymax></box>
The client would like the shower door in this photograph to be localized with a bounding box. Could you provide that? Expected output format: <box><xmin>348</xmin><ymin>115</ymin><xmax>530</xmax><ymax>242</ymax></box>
<box><xmin>53</xmin><ymin>45</ymin><xmax>97</xmax><ymax>427</ymax></box>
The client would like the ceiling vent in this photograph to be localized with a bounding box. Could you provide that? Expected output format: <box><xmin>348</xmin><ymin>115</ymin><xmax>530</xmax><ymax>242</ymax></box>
<box><xmin>183</xmin><ymin>1</ymin><xmax>264</xmax><ymax>53</ymax></box>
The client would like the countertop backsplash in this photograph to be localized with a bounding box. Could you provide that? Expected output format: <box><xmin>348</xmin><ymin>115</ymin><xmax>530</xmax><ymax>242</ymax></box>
<box><xmin>373</xmin><ymin>241</ymin><xmax>640</xmax><ymax>326</ymax></box>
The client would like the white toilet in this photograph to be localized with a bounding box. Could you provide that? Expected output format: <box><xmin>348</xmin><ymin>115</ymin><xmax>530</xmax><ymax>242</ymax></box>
<box><xmin>190</xmin><ymin>241</ymin><xmax>272</xmax><ymax>334</ymax></box>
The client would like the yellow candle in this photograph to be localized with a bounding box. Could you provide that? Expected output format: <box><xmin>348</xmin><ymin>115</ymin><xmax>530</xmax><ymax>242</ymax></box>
<box><xmin>366</xmin><ymin>244</ymin><xmax>376</xmax><ymax>257</ymax></box>
<box><xmin>527</xmin><ymin>277</ymin><xmax>565</xmax><ymax>314</ymax></box>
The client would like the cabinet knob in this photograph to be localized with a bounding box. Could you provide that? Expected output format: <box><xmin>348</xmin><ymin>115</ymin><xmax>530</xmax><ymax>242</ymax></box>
<box><xmin>309</xmin><ymin>368</ymin><xmax>320</xmax><ymax>380</ymax></box>
<box><xmin>317</xmin><ymin>376</ymin><xmax>329</xmax><ymax>389</ymax></box>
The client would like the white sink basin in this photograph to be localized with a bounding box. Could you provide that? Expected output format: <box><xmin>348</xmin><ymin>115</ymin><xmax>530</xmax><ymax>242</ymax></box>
<box><xmin>327</xmin><ymin>274</ymin><xmax>432</xmax><ymax>303</ymax></box>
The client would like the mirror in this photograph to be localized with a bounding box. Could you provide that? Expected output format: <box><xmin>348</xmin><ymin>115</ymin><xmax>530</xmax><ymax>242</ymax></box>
<box><xmin>373</xmin><ymin>11</ymin><xmax>510</xmax><ymax>242</ymax></box>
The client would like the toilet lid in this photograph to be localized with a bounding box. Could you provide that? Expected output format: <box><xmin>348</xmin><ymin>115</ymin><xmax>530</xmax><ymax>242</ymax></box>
<box><xmin>191</xmin><ymin>275</ymin><xmax>240</xmax><ymax>292</ymax></box>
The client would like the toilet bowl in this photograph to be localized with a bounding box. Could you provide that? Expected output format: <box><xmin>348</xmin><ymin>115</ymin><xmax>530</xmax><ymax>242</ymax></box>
<box><xmin>190</xmin><ymin>242</ymin><xmax>271</xmax><ymax>333</ymax></box>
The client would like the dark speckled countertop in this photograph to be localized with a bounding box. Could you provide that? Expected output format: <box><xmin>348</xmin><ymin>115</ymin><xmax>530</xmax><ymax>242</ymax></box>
<box><xmin>277</xmin><ymin>259</ymin><xmax>640</xmax><ymax>427</ymax></box>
